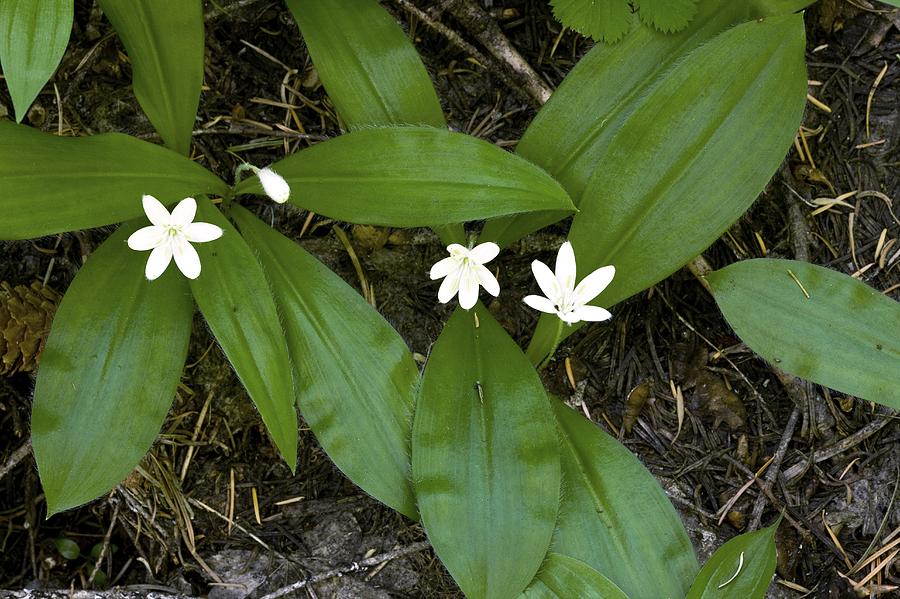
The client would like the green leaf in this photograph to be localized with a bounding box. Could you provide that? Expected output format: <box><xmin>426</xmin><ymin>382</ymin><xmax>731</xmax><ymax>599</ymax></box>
<box><xmin>283</xmin><ymin>0</ymin><xmax>463</xmax><ymax>246</ymax></box>
<box><xmin>188</xmin><ymin>199</ymin><xmax>297</xmax><ymax>472</ymax></box>
<box><xmin>708</xmin><ymin>259</ymin><xmax>900</xmax><ymax>407</ymax></box>
<box><xmin>96</xmin><ymin>0</ymin><xmax>204</xmax><ymax>155</ymax></box>
<box><xmin>526</xmin><ymin>13</ymin><xmax>807</xmax><ymax>364</ymax></box>
<box><xmin>482</xmin><ymin>0</ymin><xmax>759</xmax><ymax>247</ymax></box>
<box><xmin>412</xmin><ymin>306</ymin><xmax>561</xmax><ymax>599</ymax></box>
<box><xmin>521</xmin><ymin>554</ymin><xmax>630</xmax><ymax>599</ymax></box>
<box><xmin>284</xmin><ymin>0</ymin><xmax>445</xmax><ymax>129</ymax></box>
<box><xmin>549</xmin><ymin>0</ymin><xmax>633</xmax><ymax>44</ymax></box>
<box><xmin>0</xmin><ymin>122</ymin><xmax>228</xmax><ymax>240</ymax></box>
<box><xmin>233</xmin><ymin>127</ymin><xmax>574</xmax><ymax>227</ymax></box>
<box><xmin>32</xmin><ymin>222</ymin><xmax>193</xmax><ymax>515</ymax></box>
<box><xmin>0</xmin><ymin>0</ymin><xmax>73</xmax><ymax>122</ymax></box>
<box><xmin>752</xmin><ymin>0</ymin><xmax>818</xmax><ymax>13</ymax></box>
<box><xmin>685</xmin><ymin>523</ymin><xmax>778</xmax><ymax>599</ymax></box>
<box><xmin>551</xmin><ymin>401</ymin><xmax>698</xmax><ymax>599</ymax></box>
<box><xmin>635</xmin><ymin>0</ymin><xmax>699</xmax><ymax>32</ymax></box>
<box><xmin>53</xmin><ymin>537</ymin><xmax>81</xmax><ymax>560</ymax></box>
<box><xmin>230</xmin><ymin>206</ymin><xmax>419</xmax><ymax>518</ymax></box>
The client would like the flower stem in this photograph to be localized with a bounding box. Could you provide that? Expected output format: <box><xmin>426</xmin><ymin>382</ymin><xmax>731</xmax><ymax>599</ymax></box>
<box><xmin>234</xmin><ymin>162</ymin><xmax>259</xmax><ymax>183</ymax></box>
<box><xmin>537</xmin><ymin>318</ymin><xmax>566</xmax><ymax>371</ymax></box>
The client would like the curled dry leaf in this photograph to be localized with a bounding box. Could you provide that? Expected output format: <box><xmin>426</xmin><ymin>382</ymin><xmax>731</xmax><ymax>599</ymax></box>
<box><xmin>672</xmin><ymin>338</ymin><xmax>747</xmax><ymax>430</ymax></box>
<box><xmin>623</xmin><ymin>381</ymin><xmax>652</xmax><ymax>434</ymax></box>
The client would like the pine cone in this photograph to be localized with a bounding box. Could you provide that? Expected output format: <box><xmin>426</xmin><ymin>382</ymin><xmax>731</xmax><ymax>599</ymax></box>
<box><xmin>0</xmin><ymin>281</ymin><xmax>60</xmax><ymax>376</ymax></box>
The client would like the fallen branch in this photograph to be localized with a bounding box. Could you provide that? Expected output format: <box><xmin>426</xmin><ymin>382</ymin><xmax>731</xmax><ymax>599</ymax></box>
<box><xmin>0</xmin><ymin>439</ymin><xmax>31</xmax><ymax>482</ymax></box>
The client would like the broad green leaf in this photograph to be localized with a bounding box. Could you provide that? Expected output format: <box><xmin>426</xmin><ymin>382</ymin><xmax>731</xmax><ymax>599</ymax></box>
<box><xmin>96</xmin><ymin>0</ymin><xmax>204</xmax><ymax>155</ymax></box>
<box><xmin>526</xmin><ymin>13</ymin><xmax>807</xmax><ymax>364</ymax></box>
<box><xmin>521</xmin><ymin>554</ymin><xmax>629</xmax><ymax>599</ymax></box>
<box><xmin>188</xmin><ymin>199</ymin><xmax>297</xmax><ymax>471</ymax></box>
<box><xmin>32</xmin><ymin>222</ymin><xmax>193</xmax><ymax>515</ymax></box>
<box><xmin>0</xmin><ymin>0</ymin><xmax>73</xmax><ymax>122</ymax></box>
<box><xmin>751</xmin><ymin>0</ymin><xmax>817</xmax><ymax>13</ymax></box>
<box><xmin>551</xmin><ymin>401</ymin><xmax>698</xmax><ymax>599</ymax></box>
<box><xmin>635</xmin><ymin>0</ymin><xmax>699</xmax><ymax>32</ymax></box>
<box><xmin>708</xmin><ymin>259</ymin><xmax>900</xmax><ymax>407</ymax></box>
<box><xmin>284</xmin><ymin>0</ymin><xmax>445</xmax><ymax>129</ymax></box>
<box><xmin>233</xmin><ymin>127</ymin><xmax>574</xmax><ymax>227</ymax></box>
<box><xmin>283</xmin><ymin>0</ymin><xmax>462</xmax><ymax>245</ymax></box>
<box><xmin>685</xmin><ymin>524</ymin><xmax>778</xmax><ymax>599</ymax></box>
<box><xmin>483</xmin><ymin>0</ymin><xmax>760</xmax><ymax>247</ymax></box>
<box><xmin>412</xmin><ymin>306</ymin><xmax>561</xmax><ymax>599</ymax></box>
<box><xmin>230</xmin><ymin>206</ymin><xmax>419</xmax><ymax>518</ymax></box>
<box><xmin>0</xmin><ymin>122</ymin><xmax>227</xmax><ymax>240</ymax></box>
<box><xmin>876</xmin><ymin>0</ymin><xmax>900</xmax><ymax>6</ymax></box>
<box><xmin>549</xmin><ymin>0</ymin><xmax>634</xmax><ymax>44</ymax></box>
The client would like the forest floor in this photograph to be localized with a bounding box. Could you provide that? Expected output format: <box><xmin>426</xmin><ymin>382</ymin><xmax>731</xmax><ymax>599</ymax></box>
<box><xmin>1</xmin><ymin>1</ymin><xmax>899</xmax><ymax>597</ymax></box>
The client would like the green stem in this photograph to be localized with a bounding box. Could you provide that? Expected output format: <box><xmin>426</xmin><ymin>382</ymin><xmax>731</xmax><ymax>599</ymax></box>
<box><xmin>537</xmin><ymin>318</ymin><xmax>566</xmax><ymax>371</ymax></box>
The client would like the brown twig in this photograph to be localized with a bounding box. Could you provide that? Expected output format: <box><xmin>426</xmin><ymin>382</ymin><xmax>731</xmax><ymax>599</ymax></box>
<box><xmin>437</xmin><ymin>0</ymin><xmax>552</xmax><ymax>105</ymax></box>
<box><xmin>88</xmin><ymin>500</ymin><xmax>121</xmax><ymax>586</ymax></box>
<box><xmin>390</xmin><ymin>0</ymin><xmax>549</xmax><ymax>107</ymax></box>
<box><xmin>781</xmin><ymin>416</ymin><xmax>893</xmax><ymax>482</ymax></box>
<box><xmin>0</xmin><ymin>439</ymin><xmax>32</xmax><ymax>482</ymax></box>
<box><xmin>748</xmin><ymin>405</ymin><xmax>800</xmax><ymax>531</ymax></box>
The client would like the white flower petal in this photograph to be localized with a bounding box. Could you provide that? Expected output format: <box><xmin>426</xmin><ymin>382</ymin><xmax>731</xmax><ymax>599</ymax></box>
<box><xmin>127</xmin><ymin>225</ymin><xmax>166</xmax><ymax>251</ymax></box>
<box><xmin>555</xmin><ymin>241</ymin><xmax>577</xmax><ymax>292</ymax></box>
<box><xmin>559</xmin><ymin>309</ymin><xmax>582</xmax><ymax>324</ymax></box>
<box><xmin>170</xmin><ymin>197</ymin><xmax>197</xmax><ymax>225</ymax></box>
<box><xmin>474</xmin><ymin>264</ymin><xmax>500</xmax><ymax>297</ymax></box>
<box><xmin>457</xmin><ymin>269</ymin><xmax>479</xmax><ymax>309</ymax></box>
<box><xmin>184</xmin><ymin>222</ymin><xmax>224</xmax><ymax>243</ymax></box>
<box><xmin>430</xmin><ymin>256</ymin><xmax>458</xmax><ymax>280</ymax></box>
<box><xmin>142</xmin><ymin>195</ymin><xmax>171</xmax><ymax>226</ymax></box>
<box><xmin>438</xmin><ymin>268</ymin><xmax>462</xmax><ymax>304</ymax></box>
<box><xmin>523</xmin><ymin>295</ymin><xmax>557</xmax><ymax>314</ymax></box>
<box><xmin>572</xmin><ymin>265</ymin><xmax>616</xmax><ymax>306</ymax></box>
<box><xmin>532</xmin><ymin>260</ymin><xmax>563</xmax><ymax>304</ymax></box>
<box><xmin>259</xmin><ymin>167</ymin><xmax>291</xmax><ymax>203</ymax></box>
<box><xmin>145</xmin><ymin>243</ymin><xmax>173</xmax><ymax>280</ymax></box>
<box><xmin>173</xmin><ymin>237</ymin><xmax>202</xmax><ymax>279</ymax></box>
<box><xmin>570</xmin><ymin>305</ymin><xmax>613</xmax><ymax>323</ymax></box>
<box><xmin>468</xmin><ymin>242</ymin><xmax>500</xmax><ymax>265</ymax></box>
<box><xmin>446</xmin><ymin>243</ymin><xmax>469</xmax><ymax>258</ymax></box>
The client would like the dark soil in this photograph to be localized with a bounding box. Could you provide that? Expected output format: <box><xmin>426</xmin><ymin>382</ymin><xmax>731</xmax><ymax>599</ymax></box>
<box><xmin>1</xmin><ymin>1</ymin><xmax>898</xmax><ymax>597</ymax></box>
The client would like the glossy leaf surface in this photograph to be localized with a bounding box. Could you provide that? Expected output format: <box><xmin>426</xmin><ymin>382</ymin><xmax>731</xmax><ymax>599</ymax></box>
<box><xmin>189</xmin><ymin>199</ymin><xmax>297</xmax><ymax>471</ymax></box>
<box><xmin>685</xmin><ymin>524</ymin><xmax>778</xmax><ymax>599</ymax></box>
<box><xmin>413</xmin><ymin>306</ymin><xmax>561</xmax><ymax>599</ymax></box>
<box><xmin>234</xmin><ymin>127</ymin><xmax>574</xmax><ymax>227</ymax></box>
<box><xmin>32</xmin><ymin>223</ymin><xmax>193</xmax><ymax>515</ymax></box>
<box><xmin>551</xmin><ymin>401</ymin><xmax>697</xmax><ymax>598</ymax></box>
<box><xmin>483</xmin><ymin>0</ymin><xmax>760</xmax><ymax>247</ymax></box>
<box><xmin>709</xmin><ymin>259</ymin><xmax>900</xmax><ymax>407</ymax></box>
<box><xmin>0</xmin><ymin>0</ymin><xmax>73</xmax><ymax>122</ymax></box>
<box><xmin>521</xmin><ymin>554</ymin><xmax>629</xmax><ymax>599</ymax></box>
<box><xmin>231</xmin><ymin>206</ymin><xmax>419</xmax><ymax>518</ymax></box>
<box><xmin>285</xmin><ymin>0</ymin><xmax>445</xmax><ymax>129</ymax></box>
<box><xmin>527</xmin><ymin>13</ymin><xmax>807</xmax><ymax>364</ymax></box>
<box><xmin>0</xmin><ymin>122</ymin><xmax>227</xmax><ymax>240</ymax></box>
<box><xmin>96</xmin><ymin>0</ymin><xmax>204</xmax><ymax>155</ymax></box>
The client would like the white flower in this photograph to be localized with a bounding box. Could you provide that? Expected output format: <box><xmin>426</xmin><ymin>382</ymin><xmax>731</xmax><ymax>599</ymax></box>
<box><xmin>127</xmin><ymin>195</ymin><xmax>223</xmax><ymax>280</ymax></box>
<box><xmin>523</xmin><ymin>241</ymin><xmax>615</xmax><ymax>324</ymax></box>
<box><xmin>430</xmin><ymin>242</ymin><xmax>501</xmax><ymax>310</ymax></box>
<box><xmin>258</xmin><ymin>167</ymin><xmax>290</xmax><ymax>204</ymax></box>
